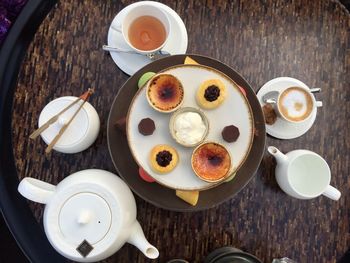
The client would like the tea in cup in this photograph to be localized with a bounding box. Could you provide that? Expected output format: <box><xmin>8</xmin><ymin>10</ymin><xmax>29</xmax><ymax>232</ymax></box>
<box><xmin>268</xmin><ymin>146</ymin><xmax>341</xmax><ymax>201</ymax></box>
<box><xmin>114</xmin><ymin>4</ymin><xmax>171</xmax><ymax>54</ymax></box>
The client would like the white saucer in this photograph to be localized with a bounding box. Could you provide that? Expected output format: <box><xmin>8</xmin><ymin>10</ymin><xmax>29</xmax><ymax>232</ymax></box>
<box><xmin>256</xmin><ymin>77</ymin><xmax>318</xmax><ymax>139</ymax></box>
<box><xmin>107</xmin><ymin>1</ymin><xmax>188</xmax><ymax>76</ymax></box>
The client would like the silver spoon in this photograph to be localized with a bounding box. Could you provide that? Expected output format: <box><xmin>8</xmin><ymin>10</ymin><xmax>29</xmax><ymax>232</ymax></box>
<box><xmin>262</xmin><ymin>91</ymin><xmax>279</xmax><ymax>104</ymax></box>
<box><xmin>102</xmin><ymin>45</ymin><xmax>170</xmax><ymax>60</ymax></box>
<box><xmin>309</xmin><ymin>88</ymin><xmax>321</xmax><ymax>93</ymax></box>
<box><xmin>263</xmin><ymin>88</ymin><xmax>321</xmax><ymax>104</ymax></box>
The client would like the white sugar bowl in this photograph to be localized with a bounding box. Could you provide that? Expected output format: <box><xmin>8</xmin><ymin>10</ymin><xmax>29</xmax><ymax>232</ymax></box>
<box><xmin>18</xmin><ymin>169</ymin><xmax>159</xmax><ymax>262</ymax></box>
<box><xmin>38</xmin><ymin>96</ymin><xmax>100</xmax><ymax>154</ymax></box>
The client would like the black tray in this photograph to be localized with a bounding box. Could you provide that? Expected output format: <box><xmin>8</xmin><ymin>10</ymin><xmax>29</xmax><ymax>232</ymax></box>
<box><xmin>107</xmin><ymin>55</ymin><xmax>266</xmax><ymax>211</ymax></box>
<box><xmin>0</xmin><ymin>0</ymin><xmax>65</xmax><ymax>262</ymax></box>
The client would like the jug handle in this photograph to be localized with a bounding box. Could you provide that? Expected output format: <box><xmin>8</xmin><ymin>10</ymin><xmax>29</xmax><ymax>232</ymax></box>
<box><xmin>322</xmin><ymin>185</ymin><xmax>341</xmax><ymax>201</ymax></box>
<box><xmin>18</xmin><ymin>178</ymin><xmax>56</xmax><ymax>204</ymax></box>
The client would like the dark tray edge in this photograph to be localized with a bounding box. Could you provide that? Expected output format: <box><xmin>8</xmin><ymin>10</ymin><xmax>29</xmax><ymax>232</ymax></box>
<box><xmin>107</xmin><ymin>54</ymin><xmax>266</xmax><ymax>212</ymax></box>
<box><xmin>0</xmin><ymin>0</ymin><xmax>66</xmax><ymax>262</ymax></box>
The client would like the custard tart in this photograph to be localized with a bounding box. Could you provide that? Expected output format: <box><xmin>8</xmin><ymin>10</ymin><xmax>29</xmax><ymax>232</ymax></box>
<box><xmin>191</xmin><ymin>142</ymin><xmax>231</xmax><ymax>182</ymax></box>
<box><xmin>146</xmin><ymin>74</ymin><xmax>184</xmax><ymax>113</ymax></box>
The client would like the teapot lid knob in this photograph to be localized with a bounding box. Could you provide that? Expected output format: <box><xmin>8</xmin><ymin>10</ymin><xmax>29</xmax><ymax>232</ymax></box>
<box><xmin>77</xmin><ymin>210</ymin><xmax>92</xmax><ymax>225</ymax></box>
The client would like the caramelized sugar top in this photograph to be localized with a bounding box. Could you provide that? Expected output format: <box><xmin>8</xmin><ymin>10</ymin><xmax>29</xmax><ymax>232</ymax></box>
<box><xmin>192</xmin><ymin>143</ymin><xmax>231</xmax><ymax>181</ymax></box>
<box><xmin>148</xmin><ymin>74</ymin><xmax>184</xmax><ymax>111</ymax></box>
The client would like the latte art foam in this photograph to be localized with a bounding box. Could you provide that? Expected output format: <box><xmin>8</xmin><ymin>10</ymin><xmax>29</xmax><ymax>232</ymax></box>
<box><xmin>279</xmin><ymin>87</ymin><xmax>313</xmax><ymax>122</ymax></box>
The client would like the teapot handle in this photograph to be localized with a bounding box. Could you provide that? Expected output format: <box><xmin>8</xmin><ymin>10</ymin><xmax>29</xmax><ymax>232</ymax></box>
<box><xmin>18</xmin><ymin>178</ymin><xmax>56</xmax><ymax>204</ymax></box>
<box><xmin>322</xmin><ymin>185</ymin><xmax>341</xmax><ymax>201</ymax></box>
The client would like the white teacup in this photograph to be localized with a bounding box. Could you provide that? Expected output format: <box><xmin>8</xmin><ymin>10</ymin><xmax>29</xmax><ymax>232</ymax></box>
<box><xmin>266</xmin><ymin>86</ymin><xmax>322</xmax><ymax>123</ymax></box>
<box><xmin>268</xmin><ymin>146</ymin><xmax>341</xmax><ymax>201</ymax></box>
<box><xmin>113</xmin><ymin>3</ymin><xmax>171</xmax><ymax>54</ymax></box>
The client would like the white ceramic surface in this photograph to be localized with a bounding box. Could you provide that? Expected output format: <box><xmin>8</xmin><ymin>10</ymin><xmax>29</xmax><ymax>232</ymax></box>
<box><xmin>275</xmin><ymin>87</ymin><xmax>320</xmax><ymax>123</ymax></box>
<box><xmin>107</xmin><ymin>1</ymin><xmax>188</xmax><ymax>75</ymax></box>
<box><xmin>127</xmin><ymin>65</ymin><xmax>254</xmax><ymax>191</ymax></box>
<box><xmin>257</xmin><ymin>77</ymin><xmax>319</xmax><ymax>139</ymax></box>
<box><xmin>17</xmin><ymin>170</ymin><xmax>159</xmax><ymax>262</ymax></box>
<box><xmin>38</xmin><ymin>96</ymin><xmax>100</xmax><ymax>154</ymax></box>
<box><xmin>117</xmin><ymin>3</ymin><xmax>171</xmax><ymax>54</ymax></box>
<box><xmin>268</xmin><ymin>146</ymin><xmax>341</xmax><ymax>201</ymax></box>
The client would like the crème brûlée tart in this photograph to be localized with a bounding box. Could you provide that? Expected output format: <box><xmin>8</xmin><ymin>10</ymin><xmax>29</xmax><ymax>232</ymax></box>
<box><xmin>191</xmin><ymin>142</ymin><xmax>231</xmax><ymax>182</ymax></box>
<box><xmin>146</xmin><ymin>74</ymin><xmax>184</xmax><ymax>113</ymax></box>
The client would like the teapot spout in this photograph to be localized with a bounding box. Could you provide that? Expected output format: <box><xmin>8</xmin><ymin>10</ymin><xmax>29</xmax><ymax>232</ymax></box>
<box><xmin>267</xmin><ymin>146</ymin><xmax>288</xmax><ymax>163</ymax></box>
<box><xmin>127</xmin><ymin>221</ymin><xmax>159</xmax><ymax>259</ymax></box>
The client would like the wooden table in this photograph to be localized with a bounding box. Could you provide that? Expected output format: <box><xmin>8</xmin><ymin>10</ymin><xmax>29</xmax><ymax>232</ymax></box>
<box><xmin>12</xmin><ymin>0</ymin><xmax>349</xmax><ymax>262</ymax></box>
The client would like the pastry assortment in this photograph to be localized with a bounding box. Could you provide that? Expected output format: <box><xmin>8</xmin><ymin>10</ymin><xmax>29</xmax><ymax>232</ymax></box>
<box><xmin>196</xmin><ymin>79</ymin><xmax>227</xmax><ymax>109</ymax></box>
<box><xmin>191</xmin><ymin>142</ymin><xmax>231</xmax><ymax>182</ymax></box>
<box><xmin>175</xmin><ymin>190</ymin><xmax>199</xmax><ymax>206</ymax></box>
<box><xmin>221</xmin><ymin>125</ymin><xmax>240</xmax><ymax>143</ymax></box>
<box><xmin>125</xmin><ymin>57</ymin><xmax>252</xmax><ymax>206</ymax></box>
<box><xmin>138</xmin><ymin>118</ymin><xmax>155</xmax><ymax>136</ymax></box>
<box><xmin>138</xmin><ymin>72</ymin><xmax>156</xmax><ymax>89</ymax></box>
<box><xmin>146</xmin><ymin>74</ymin><xmax>184</xmax><ymax>113</ymax></box>
<box><xmin>138</xmin><ymin>167</ymin><xmax>156</xmax><ymax>183</ymax></box>
<box><xmin>143</xmin><ymin>72</ymin><xmax>236</xmax><ymax>183</ymax></box>
<box><xmin>149</xmin><ymin>144</ymin><xmax>179</xmax><ymax>174</ymax></box>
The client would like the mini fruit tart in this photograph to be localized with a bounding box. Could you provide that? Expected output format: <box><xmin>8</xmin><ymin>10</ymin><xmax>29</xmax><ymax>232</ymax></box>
<box><xmin>196</xmin><ymin>79</ymin><xmax>227</xmax><ymax>109</ymax></box>
<box><xmin>149</xmin><ymin>144</ymin><xmax>179</xmax><ymax>174</ymax></box>
<box><xmin>146</xmin><ymin>74</ymin><xmax>184</xmax><ymax>113</ymax></box>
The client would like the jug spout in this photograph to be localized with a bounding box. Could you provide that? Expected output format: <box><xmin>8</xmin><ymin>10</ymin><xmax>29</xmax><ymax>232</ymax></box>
<box><xmin>18</xmin><ymin>177</ymin><xmax>56</xmax><ymax>204</ymax></box>
<box><xmin>267</xmin><ymin>146</ymin><xmax>288</xmax><ymax>163</ymax></box>
<box><xmin>127</xmin><ymin>221</ymin><xmax>159</xmax><ymax>259</ymax></box>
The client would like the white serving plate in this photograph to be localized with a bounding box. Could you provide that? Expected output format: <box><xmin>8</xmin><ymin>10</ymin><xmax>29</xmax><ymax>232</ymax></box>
<box><xmin>127</xmin><ymin>64</ymin><xmax>254</xmax><ymax>191</ymax></box>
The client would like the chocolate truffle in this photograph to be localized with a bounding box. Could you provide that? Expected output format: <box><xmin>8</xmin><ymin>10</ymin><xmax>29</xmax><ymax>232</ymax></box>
<box><xmin>138</xmin><ymin>118</ymin><xmax>155</xmax><ymax>136</ymax></box>
<box><xmin>262</xmin><ymin>104</ymin><xmax>277</xmax><ymax>125</ymax></box>
<box><xmin>222</xmin><ymin>125</ymin><xmax>240</xmax><ymax>142</ymax></box>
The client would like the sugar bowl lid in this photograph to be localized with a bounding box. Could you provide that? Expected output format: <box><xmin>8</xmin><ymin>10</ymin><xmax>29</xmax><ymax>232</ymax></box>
<box><xmin>38</xmin><ymin>96</ymin><xmax>100</xmax><ymax>153</ymax></box>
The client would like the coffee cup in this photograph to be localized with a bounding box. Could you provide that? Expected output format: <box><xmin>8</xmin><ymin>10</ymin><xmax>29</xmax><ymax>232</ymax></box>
<box><xmin>112</xmin><ymin>3</ymin><xmax>171</xmax><ymax>54</ymax></box>
<box><xmin>265</xmin><ymin>86</ymin><xmax>322</xmax><ymax>123</ymax></box>
<box><xmin>268</xmin><ymin>146</ymin><xmax>341</xmax><ymax>201</ymax></box>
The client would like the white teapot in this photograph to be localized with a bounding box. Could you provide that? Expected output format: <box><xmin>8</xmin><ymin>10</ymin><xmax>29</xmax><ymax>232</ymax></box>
<box><xmin>18</xmin><ymin>169</ymin><xmax>159</xmax><ymax>262</ymax></box>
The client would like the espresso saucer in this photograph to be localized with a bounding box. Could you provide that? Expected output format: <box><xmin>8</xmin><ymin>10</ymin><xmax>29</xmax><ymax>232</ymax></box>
<box><xmin>256</xmin><ymin>77</ymin><xmax>317</xmax><ymax>139</ymax></box>
<box><xmin>107</xmin><ymin>1</ymin><xmax>188</xmax><ymax>76</ymax></box>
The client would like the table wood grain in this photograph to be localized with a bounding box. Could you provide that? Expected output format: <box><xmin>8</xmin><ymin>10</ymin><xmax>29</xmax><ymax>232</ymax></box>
<box><xmin>12</xmin><ymin>0</ymin><xmax>349</xmax><ymax>262</ymax></box>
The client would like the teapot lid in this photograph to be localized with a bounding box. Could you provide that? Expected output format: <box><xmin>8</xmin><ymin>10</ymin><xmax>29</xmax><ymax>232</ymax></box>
<box><xmin>44</xmin><ymin>181</ymin><xmax>122</xmax><ymax>262</ymax></box>
<box><xmin>38</xmin><ymin>96</ymin><xmax>100</xmax><ymax>154</ymax></box>
<box><xmin>58</xmin><ymin>193</ymin><xmax>111</xmax><ymax>246</ymax></box>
